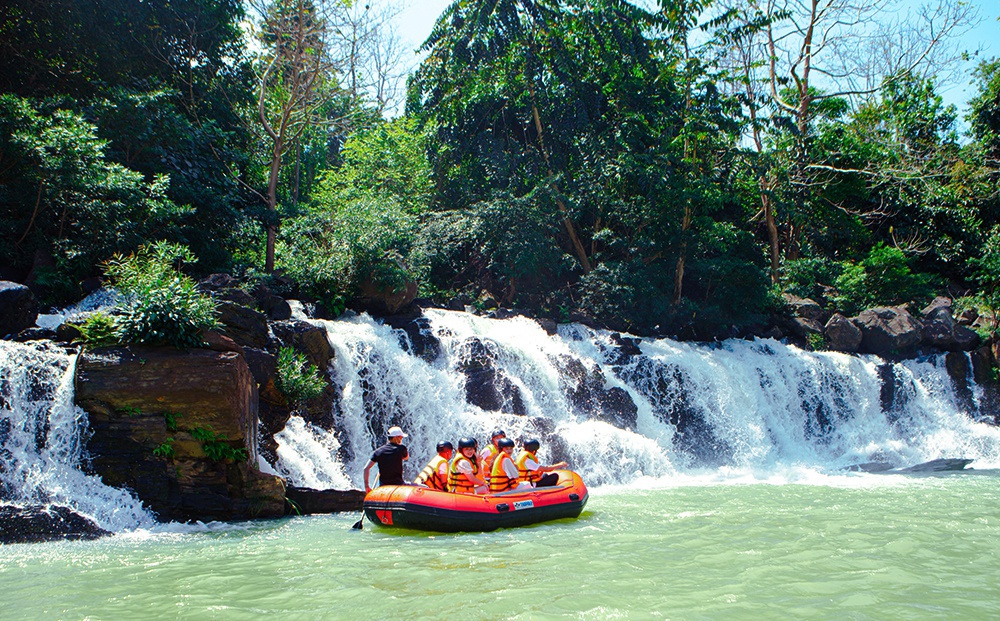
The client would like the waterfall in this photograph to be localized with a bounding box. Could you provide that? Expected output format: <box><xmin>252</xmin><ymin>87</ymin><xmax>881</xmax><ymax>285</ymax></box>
<box><xmin>0</xmin><ymin>340</ymin><xmax>154</xmax><ymax>531</ymax></box>
<box><xmin>276</xmin><ymin>309</ymin><xmax>1000</xmax><ymax>487</ymax></box>
<box><xmin>3</xmin><ymin>305</ymin><xmax>996</xmax><ymax>529</ymax></box>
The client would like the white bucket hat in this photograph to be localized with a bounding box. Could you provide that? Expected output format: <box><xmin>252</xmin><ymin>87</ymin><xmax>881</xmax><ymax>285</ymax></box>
<box><xmin>387</xmin><ymin>426</ymin><xmax>408</xmax><ymax>438</ymax></box>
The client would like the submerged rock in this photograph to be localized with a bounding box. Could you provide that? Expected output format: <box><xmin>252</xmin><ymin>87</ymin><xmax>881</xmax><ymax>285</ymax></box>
<box><xmin>0</xmin><ymin>505</ymin><xmax>109</xmax><ymax>544</ymax></box>
<box><xmin>456</xmin><ymin>337</ymin><xmax>527</xmax><ymax>415</ymax></box>
<box><xmin>896</xmin><ymin>458</ymin><xmax>973</xmax><ymax>473</ymax></box>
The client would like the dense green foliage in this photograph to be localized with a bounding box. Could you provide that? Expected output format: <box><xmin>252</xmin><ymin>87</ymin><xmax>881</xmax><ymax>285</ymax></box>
<box><xmin>2</xmin><ymin>1</ymin><xmax>998</xmax><ymax>339</ymax></box>
<box><xmin>103</xmin><ymin>242</ymin><xmax>218</xmax><ymax>348</ymax></box>
<box><xmin>276</xmin><ymin>347</ymin><xmax>327</xmax><ymax>406</ymax></box>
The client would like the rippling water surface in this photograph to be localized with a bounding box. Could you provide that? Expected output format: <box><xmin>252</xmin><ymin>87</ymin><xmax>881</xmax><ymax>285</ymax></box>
<box><xmin>2</xmin><ymin>473</ymin><xmax>998</xmax><ymax>620</ymax></box>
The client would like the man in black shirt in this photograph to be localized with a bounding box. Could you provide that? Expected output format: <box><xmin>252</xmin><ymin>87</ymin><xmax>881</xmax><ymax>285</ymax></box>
<box><xmin>363</xmin><ymin>426</ymin><xmax>410</xmax><ymax>492</ymax></box>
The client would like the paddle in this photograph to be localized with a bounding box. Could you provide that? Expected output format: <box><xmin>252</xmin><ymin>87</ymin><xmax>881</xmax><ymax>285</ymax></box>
<box><xmin>352</xmin><ymin>473</ymin><xmax>377</xmax><ymax>530</ymax></box>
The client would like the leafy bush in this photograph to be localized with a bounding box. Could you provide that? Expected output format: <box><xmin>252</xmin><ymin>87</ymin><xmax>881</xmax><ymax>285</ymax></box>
<box><xmin>74</xmin><ymin>311</ymin><xmax>120</xmax><ymax>346</ymax></box>
<box><xmin>832</xmin><ymin>243</ymin><xmax>936</xmax><ymax>315</ymax></box>
<box><xmin>104</xmin><ymin>241</ymin><xmax>218</xmax><ymax>348</ymax></box>
<box><xmin>782</xmin><ymin>257</ymin><xmax>844</xmax><ymax>302</ymax></box>
<box><xmin>278</xmin><ymin>196</ymin><xmax>423</xmax><ymax>309</ymax></box>
<box><xmin>315</xmin><ymin>118</ymin><xmax>433</xmax><ymax>214</ymax></box>
<box><xmin>276</xmin><ymin>347</ymin><xmax>326</xmax><ymax>405</ymax></box>
<box><xmin>152</xmin><ymin>438</ymin><xmax>176</xmax><ymax>459</ymax></box>
<box><xmin>967</xmin><ymin>226</ymin><xmax>1000</xmax><ymax>339</ymax></box>
<box><xmin>191</xmin><ymin>426</ymin><xmax>248</xmax><ymax>462</ymax></box>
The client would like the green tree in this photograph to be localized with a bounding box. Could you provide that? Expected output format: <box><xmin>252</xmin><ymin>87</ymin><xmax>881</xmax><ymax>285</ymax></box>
<box><xmin>0</xmin><ymin>95</ymin><xmax>189</xmax><ymax>300</ymax></box>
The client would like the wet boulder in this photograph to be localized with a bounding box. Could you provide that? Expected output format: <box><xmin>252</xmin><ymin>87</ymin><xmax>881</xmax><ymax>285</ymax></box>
<box><xmin>383</xmin><ymin>312</ymin><xmax>441</xmax><ymax>362</ymax></box>
<box><xmin>456</xmin><ymin>337</ymin><xmax>527</xmax><ymax>415</ymax></box>
<box><xmin>253</xmin><ymin>286</ymin><xmax>292</xmax><ymax>321</ymax></box>
<box><xmin>896</xmin><ymin>458</ymin><xmax>972</xmax><ymax>473</ymax></box>
<box><xmin>0</xmin><ymin>281</ymin><xmax>39</xmax><ymax>338</ymax></box>
<box><xmin>921</xmin><ymin>297</ymin><xmax>980</xmax><ymax>352</ymax></box>
<box><xmin>556</xmin><ymin>355</ymin><xmax>638</xmax><ymax>431</ymax></box>
<box><xmin>271</xmin><ymin>319</ymin><xmax>334</xmax><ymax>371</ymax></box>
<box><xmin>351</xmin><ymin>275</ymin><xmax>418</xmax><ymax>316</ymax></box>
<box><xmin>784</xmin><ymin>293</ymin><xmax>830</xmax><ymax>325</ymax></box>
<box><xmin>824</xmin><ymin>313</ymin><xmax>862</xmax><ymax>353</ymax></box>
<box><xmin>285</xmin><ymin>487</ymin><xmax>365</xmax><ymax>514</ymax></box>
<box><xmin>855</xmin><ymin>306</ymin><xmax>923</xmax><ymax>355</ymax></box>
<box><xmin>0</xmin><ymin>505</ymin><xmax>110</xmax><ymax>544</ymax></box>
<box><xmin>217</xmin><ymin>302</ymin><xmax>270</xmax><ymax>349</ymax></box>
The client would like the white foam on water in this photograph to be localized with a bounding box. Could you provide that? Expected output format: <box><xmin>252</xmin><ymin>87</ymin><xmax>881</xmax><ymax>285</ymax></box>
<box><xmin>0</xmin><ymin>340</ymin><xmax>155</xmax><ymax>531</ymax></box>
<box><xmin>282</xmin><ymin>309</ymin><xmax>1000</xmax><ymax>488</ymax></box>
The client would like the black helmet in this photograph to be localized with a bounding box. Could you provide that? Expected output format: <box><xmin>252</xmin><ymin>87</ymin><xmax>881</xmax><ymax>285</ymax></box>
<box><xmin>437</xmin><ymin>441</ymin><xmax>454</xmax><ymax>452</ymax></box>
<box><xmin>497</xmin><ymin>437</ymin><xmax>515</xmax><ymax>449</ymax></box>
<box><xmin>490</xmin><ymin>429</ymin><xmax>506</xmax><ymax>439</ymax></box>
<box><xmin>524</xmin><ymin>439</ymin><xmax>540</xmax><ymax>452</ymax></box>
<box><xmin>458</xmin><ymin>437</ymin><xmax>477</xmax><ymax>450</ymax></box>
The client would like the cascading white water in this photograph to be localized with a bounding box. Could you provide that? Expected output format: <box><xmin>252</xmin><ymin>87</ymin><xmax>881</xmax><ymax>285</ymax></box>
<box><xmin>0</xmin><ymin>340</ymin><xmax>154</xmax><ymax>531</ymax></box>
<box><xmin>275</xmin><ymin>309</ymin><xmax>1000</xmax><ymax>488</ymax></box>
<box><xmin>4</xmin><ymin>303</ymin><xmax>996</xmax><ymax>528</ymax></box>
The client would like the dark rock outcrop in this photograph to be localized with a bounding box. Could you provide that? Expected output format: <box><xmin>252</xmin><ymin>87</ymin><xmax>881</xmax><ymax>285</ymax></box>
<box><xmin>855</xmin><ymin>306</ymin><xmax>923</xmax><ymax>355</ymax></box>
<box><xmin>284</xmin><ymin>487</ymin><xmax>365</xmax><ymax>514</ymax></box>
<box><xmin>383</xmin><ymin>312</ymin><xmax>441</xmax><ymax>362</ymax></box>
<box><xmin>350</xmin><ymin>276</ymin><xmax>418</xmax><ymax>316</ymax></box>
<box><xmin>824</xmin><ymin>313</ymin><xmax>862</xmax><ymax>352</ymax></box>
<box><xmin>217</xmin><ymin>302</ymin><xmax>270</xmax><ymax>349</ymax></box>
<box><xmin>920</xmin><ymin>297</ymin><xmax>981</xmax><ymax>352</ymax></box>
<box><xmin>271</xmin><ymin>320</ymin><xmax>334</xmax><ymax>371</ymax></box>
<box><xmin>75</xmin><ymin>346</ymin><xmax>286</xmax><ymax>522</ymax></box>
<box><xmin>784</xmin><ymin>293</ymin><xmax>830</xmax><ymax>325</ymax></box>
<box><xmin>0</xmin><ymin>281</ymin><xmax>40</xmax><ymax>337</ymax></box>
<box><xmin>615</xmin><ymin>357</ymin><xmax>732</xmax><ymax>467</ymax></box>
<box><xmin>557</xmin><ymin>355</ymin><xmax>638</xmax><ymax>431</ymax></box>
<box><xmin>0</xmin><ymin>505</ymin><xmax>110</xmax><ymax>544</ymax></box>
<box><xmin>254</xmin><ymin>286</ymin><xmax>292</xmax><ymax>321</ymax></box>
<box><xmin>456</xmin><ymin>337</ymin><xmax>527</xmax><ymax>415</ymax></box>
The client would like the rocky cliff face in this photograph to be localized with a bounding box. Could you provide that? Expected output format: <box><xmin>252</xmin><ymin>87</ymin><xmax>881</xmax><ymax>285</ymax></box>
<box><xmin>75</xmin><ymin>345</ymin><xmax>286</xmax><ymax>522</ymax></box>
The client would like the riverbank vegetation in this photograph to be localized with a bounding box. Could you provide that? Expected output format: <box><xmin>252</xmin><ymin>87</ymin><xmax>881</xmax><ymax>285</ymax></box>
<box><xmin>1</xmin><ymin>0</ymin><xmax>997</xmax><ymax>340</ymax></box>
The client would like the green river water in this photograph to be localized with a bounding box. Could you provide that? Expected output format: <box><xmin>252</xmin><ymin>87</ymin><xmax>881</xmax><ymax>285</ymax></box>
<box><xmin>2</xmin><ymin>472</ymin><xmax>997</xmax><ymax>620</ymax></box>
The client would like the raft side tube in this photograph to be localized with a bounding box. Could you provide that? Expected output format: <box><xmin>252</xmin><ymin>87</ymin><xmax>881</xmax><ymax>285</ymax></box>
<box><xmin>363</xmin><ymin>469</ymin><xmax>588</xmax><ymax>533</ymax></box>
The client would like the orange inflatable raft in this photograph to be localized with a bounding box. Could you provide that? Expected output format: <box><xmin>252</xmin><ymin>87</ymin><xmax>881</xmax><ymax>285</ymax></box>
<box><xmin>363</xmin><ymin>469</ymin><xmax>588</xmax><ymax>532</ymax></box>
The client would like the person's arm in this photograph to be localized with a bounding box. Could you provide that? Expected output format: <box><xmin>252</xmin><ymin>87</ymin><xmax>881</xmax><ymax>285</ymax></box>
<box><xmin>537</xmin><ymin>460</ymin><xmax>568</xmax><ymax>473</ymax></box>
<box><xmin>502</xmin><ymin>456</ymin><xmax>519</xmax><ymax>480</ymax></box>
<box><xmin>363</xmin><ymin>460</ymin><xmax>376</xmax><ymax>492</ymax></box>
<box><xmin>458</xmin><ymin>460</ymin><xmax>486</xmax><ymax>487</ymax></box>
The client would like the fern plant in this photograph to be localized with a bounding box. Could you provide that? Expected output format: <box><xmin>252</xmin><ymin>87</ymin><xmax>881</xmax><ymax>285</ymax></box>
<box><xmin>276</xmin><ymin>346</ymin><xmax>326</xmax><ymax>405</ymax></box>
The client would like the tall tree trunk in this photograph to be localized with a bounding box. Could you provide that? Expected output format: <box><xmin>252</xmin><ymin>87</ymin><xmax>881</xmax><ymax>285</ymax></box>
<box><xmin>528</xmin><ymin>87</ymin><xmax>591</xmax><ymax>274</ymax></box>
<box><xmin>265</xmin><ymin>138</ymin><xmax>282</xmax><ymax>273</ymax></box>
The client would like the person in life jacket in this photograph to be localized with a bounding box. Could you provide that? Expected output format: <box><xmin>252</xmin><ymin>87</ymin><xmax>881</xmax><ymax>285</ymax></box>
<box><xmin>489</xmin><ymin>437</ymin><xmax>524</xmax><ymax>492</ymax></box>
<box><xmin>480</xmin><ymin>429</ymin><xmax>506</xmax><ymax>476</ymax></box>
<box><xmin>448</xmin><ymin>437</ymin><xmax>488</xmax><ymax>494</ymax></box>
<box><xmin>515</xmin><ymin>438</ymin><xmax>568</xmax><ymax>487</ymax></box>
<box><xmin>413</xmin><ymin>441</ymin><xmax>454</xmax><ymax>491</ymax></box>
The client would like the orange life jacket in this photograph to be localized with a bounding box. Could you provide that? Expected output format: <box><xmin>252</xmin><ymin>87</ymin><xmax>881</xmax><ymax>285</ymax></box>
<box><xmin>448</xmin><ymin>453</ymin><xmax>480</xmax><ymax>494</ymax></box>
<box><xmin>413</xmin><ymin>454</ymin><xmax>449</xmax><ymax>491</ymax></box>
<box><xmin>482</xmin><ymin>444</ymin><xmax>500</xmax><ymax>475</ymax></box>
<box><xmin>515</xmin><ymin>449</ymin><xmax>542</xmax><ymax>483</ymax></box>
<box><xmin>489</xmin><ymin>451</ymin><xmax>519</xmax><ymax>493</ymax></box>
